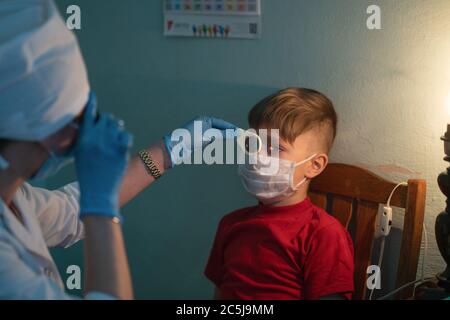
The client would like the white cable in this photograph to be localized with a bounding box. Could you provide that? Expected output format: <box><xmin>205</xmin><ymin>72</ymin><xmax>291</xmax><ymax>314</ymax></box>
<box><xmin>368</xmin><ymin>182</ymin><xmax>407</xmax><ymax>300</ymax></box>
<box><xmin>387</xmin><ymin>182</ymin><xmax>408</xmax><ymax>208</ymax></box>
<box><xmin>413</xmin><ymin>222</ymin><xmax>428</xmax><ymax>297</ymax></box>
<box><xmin>377</xmin><ymin>277</ymin><xmax>434</xmax><ymax>300</ymax></box>
<box><xmin>422</xmin><ymin>222</ymin><xmax>428</xmax><ymax>281</ymax></box>
<box><xmin>373</xmin><ymin>182</ymin><xmax>429</xmax><ymax>300</ymax></box>
<box><xmin>376</xmin><ymin>222</ymin><xmax>430</xmax><ymax>300</ymax></box>
<box><xmin>368</xmin><ymin>236</ymin><xmax>386</xmax><ymax>300</ymax></box>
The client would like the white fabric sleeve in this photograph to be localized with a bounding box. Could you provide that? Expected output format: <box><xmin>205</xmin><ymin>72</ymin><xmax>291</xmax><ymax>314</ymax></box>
<box><xmin>21</xmin><ymin>182</ymin><xmax>84</xmax><ymax>248</ymax></box>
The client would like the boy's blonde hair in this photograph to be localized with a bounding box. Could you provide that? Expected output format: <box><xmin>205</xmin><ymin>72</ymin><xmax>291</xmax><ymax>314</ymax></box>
<box><xmin>248</xmin><ymin>88</ymin><xmax>337</xmax><ymax>152</ymax></box>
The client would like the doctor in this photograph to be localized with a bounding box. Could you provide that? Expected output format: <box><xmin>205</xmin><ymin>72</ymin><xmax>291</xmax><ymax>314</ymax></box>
<box><xmin>0</xmin><ymin>0</ymin><xmax>236</xmax><ymax>299</ymax></box>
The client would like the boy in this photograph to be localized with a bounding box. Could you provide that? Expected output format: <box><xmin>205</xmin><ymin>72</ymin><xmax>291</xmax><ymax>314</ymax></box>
<box><xmin>205</xmin><ymin>88</ymin><xmax>354</xmax><ymax>300</ymax></box>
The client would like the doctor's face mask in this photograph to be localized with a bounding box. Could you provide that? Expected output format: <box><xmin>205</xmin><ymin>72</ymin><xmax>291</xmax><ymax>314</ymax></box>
<box><xmin>29</xmin><ymin>92</ymin><xmax>98</xmax><ymax>182</ymax></box>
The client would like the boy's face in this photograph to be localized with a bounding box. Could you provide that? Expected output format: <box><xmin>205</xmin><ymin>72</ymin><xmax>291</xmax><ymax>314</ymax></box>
<box><xmin>257</xmin><ymin>127</ymin><xmax>329</xmax><ymax>196</ymax></box>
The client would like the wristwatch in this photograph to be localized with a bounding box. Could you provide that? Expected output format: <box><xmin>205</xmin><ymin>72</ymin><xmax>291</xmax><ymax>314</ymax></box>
<box><xmin>138</xmin><ymin>149</ymin><xmax>162</xmax><ymax>180</ymax></box>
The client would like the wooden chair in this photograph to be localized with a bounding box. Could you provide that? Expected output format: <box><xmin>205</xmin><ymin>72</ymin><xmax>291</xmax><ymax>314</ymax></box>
<box><xmin>308</xmin><ymin>163</ymin><xmax>426</xmax><ymax>300</ymax></box>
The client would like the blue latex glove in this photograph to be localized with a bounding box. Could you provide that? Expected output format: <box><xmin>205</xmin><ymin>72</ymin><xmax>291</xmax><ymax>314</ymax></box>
<box><xmin>163</xmin><ymin>116</ymin><xmax>237</xmax><ymax>167</ymax></box>
<box><xmin>75</xmin><ymin>92</ymin><xmax>133</xmax><ymax>219</ymax></box>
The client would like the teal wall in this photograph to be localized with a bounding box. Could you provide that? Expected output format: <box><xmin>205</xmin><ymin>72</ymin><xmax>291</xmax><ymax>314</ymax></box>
<box><xmin>49</xmin><ymin>0</ymin><xmax>450</xmax><ymax>298</ymax></box>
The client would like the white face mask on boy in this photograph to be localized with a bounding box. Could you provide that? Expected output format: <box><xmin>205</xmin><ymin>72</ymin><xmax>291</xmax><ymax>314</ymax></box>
<box><xmin>238</xmin><ymin>153</ymin><xmax>317</xmax><ymax>205</ymax></box>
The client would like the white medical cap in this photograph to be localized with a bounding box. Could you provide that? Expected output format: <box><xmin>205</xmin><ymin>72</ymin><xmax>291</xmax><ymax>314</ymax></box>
<box><xmin>0</xmin><ymin>0</ymin><xmax>90</xmax><ymax>141</ymax></box>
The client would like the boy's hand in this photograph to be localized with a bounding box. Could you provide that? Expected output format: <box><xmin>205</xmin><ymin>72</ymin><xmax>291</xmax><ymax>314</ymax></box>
<box><xmin>163</xmin><ymin>116</ymin><xmax>237</xmax><ymax>167</ymax></box>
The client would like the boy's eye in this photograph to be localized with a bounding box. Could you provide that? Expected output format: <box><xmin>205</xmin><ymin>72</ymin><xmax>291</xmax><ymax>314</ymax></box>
<box><xmin>272</xmin><ymin>145</ymin><xmax>285</xmax><ymax>152</ymax></box>
<box><xmin>268</xmin><ymin>145</ymin><xmax>285</xmax><ymax>156</ymax></box>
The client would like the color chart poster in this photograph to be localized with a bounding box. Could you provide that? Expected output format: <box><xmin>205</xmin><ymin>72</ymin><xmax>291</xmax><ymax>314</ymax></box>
<box><xmin>163</xmin><ymin>0</ymin><xmax>262</xmax><ymax>39</ymax></box>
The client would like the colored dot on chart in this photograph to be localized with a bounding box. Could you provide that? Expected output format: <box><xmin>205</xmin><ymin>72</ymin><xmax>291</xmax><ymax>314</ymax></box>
<box><xmin>248</xmin><ymin>4</ymin><xmax>257</xmax><ymax>11</ymax></box>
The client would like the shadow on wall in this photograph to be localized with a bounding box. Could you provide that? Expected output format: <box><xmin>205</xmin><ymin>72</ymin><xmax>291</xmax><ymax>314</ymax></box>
<box><xmin>49</xmin><ymin>80</ymin><xmax>282</xmax><ymax>299</ymax></box>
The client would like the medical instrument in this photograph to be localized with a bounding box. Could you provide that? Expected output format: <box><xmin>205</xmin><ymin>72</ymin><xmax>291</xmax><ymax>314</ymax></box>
<box><xmin>236</xmin><ymin>129</ymin><xmax>262</xmax><ymax>155</ymax></box>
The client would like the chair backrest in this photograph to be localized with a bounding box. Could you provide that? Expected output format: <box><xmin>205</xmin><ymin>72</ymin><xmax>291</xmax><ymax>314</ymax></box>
<box><xmin>308</xmin><ymin>163</ymin><xmax>426</xmax><ymax>300</ymax></box>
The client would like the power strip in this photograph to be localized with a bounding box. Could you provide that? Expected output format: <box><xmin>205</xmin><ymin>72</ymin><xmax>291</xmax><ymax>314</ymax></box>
<box><xmin>380</xmin><ymin>206</ymin><xmax>393</xmax><ymax>236</ymax></box>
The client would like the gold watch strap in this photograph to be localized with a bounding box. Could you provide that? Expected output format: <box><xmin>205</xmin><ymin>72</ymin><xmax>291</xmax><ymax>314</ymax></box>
<box><xmin>138</xmin><ymin>149</ymin><xmax>162</xmax><ymax>180</ymax></box>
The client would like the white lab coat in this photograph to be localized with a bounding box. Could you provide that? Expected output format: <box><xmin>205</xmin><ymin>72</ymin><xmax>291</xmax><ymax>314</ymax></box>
<box><xmin>0</xmin><ymin>182</ymin><xmax>85</xmax><ymax>299</ymax></box>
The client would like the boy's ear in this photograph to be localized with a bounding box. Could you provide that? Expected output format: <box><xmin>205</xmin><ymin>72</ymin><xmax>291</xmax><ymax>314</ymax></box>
<box><xmin>305</xmin><ymin>154</ymin><xmax>328</xmax><ymax>179</ymax></box>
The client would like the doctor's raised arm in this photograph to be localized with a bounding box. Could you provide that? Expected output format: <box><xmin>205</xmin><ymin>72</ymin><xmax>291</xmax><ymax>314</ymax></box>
<box><xmin>0</xmin><ymin>0</ymin><xmax>236</xmax><ymax>300</ymax></box>
<box><xmin>118</xmin><ymin>116</ymin><xmax>237</xmax><ymax>207</ymax></box>
<box><xmin>0</xmin><ymin>0</ymin><xmax>134</xmax><ymax>300</ymax></box>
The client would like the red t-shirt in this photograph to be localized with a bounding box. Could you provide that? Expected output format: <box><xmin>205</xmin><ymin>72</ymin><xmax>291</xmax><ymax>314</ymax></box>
<box><xmin>205</xmin><ymin>198</ymin><xmax>354</xmax><ymax>300</ymax></box>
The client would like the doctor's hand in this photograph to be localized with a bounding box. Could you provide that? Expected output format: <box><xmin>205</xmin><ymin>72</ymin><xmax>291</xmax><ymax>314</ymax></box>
<box><xmin>75</xmin><ymin>92</ymin><xmax>133</xmax><ymax>220</ymax></box>
<box><xmin>163</xmin><ymin>116</ymin><xmax>237</xmax><ymax>167</ymax></box>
